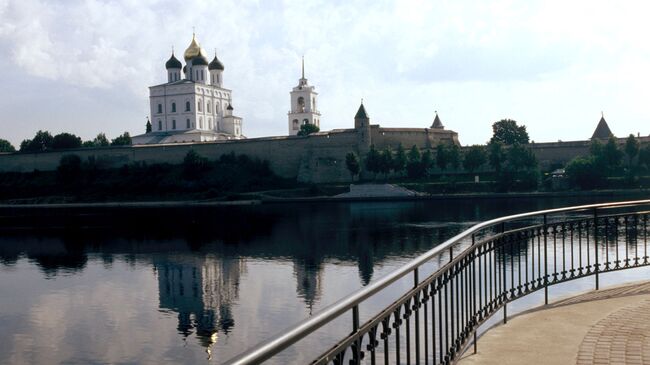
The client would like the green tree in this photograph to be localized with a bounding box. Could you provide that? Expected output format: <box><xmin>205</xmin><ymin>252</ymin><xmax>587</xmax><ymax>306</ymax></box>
<box><xmin>20</xmin><ymin>130</ymin><xmax>53</xmax><ymax>152</ymax></box>
<box><xmin>393</xmin><ymin>143</ymin><xmax>407</xmax><ymax>175</ymax></box>
<box><xmin>365</xmin><ymin>144</ymin><xmax>381</xmax><ymax>178</ymax></box>
<box><xmin>639</xmin><ymin>145</ymin><xmax>650</xmax><ymax>171</ymax></box>
<box><xmin>489</xmin><ymin>119</ymin><xmax>529</xmax><ymax>145</ymax></box>
<box><xmin>507</xmin><ymin>144</ymin><xmax>537</xmax><ymax>170</ymax></box>
<box><xmin>345</xmin><ymin>152</ymin><xmax>360</xmax><ymax>181</ymax></box>
<box><xmin>183</xmin><ymin>150</ymin><xmax>210</xmax><ymax>179</ymax></box>
<box><xmin>111</xmin><ymin>132</ymin><xmax>132</xmax><ymax>146</ymax></box>
<box><xmin>488</xmin><ymin>141</ymin><xmax>505</xmax><ymax>172</ymax></box>
<box><xmin>82</xmin><ymin>140</ymin><xmax>95</xmax><ymax>147</ymax></box>
<box><xmin>297</xmin><ymin>123</ymin><xmax>320</xmax><ymax>136</ymax></box>
<box><xmin>146</xmin><ymin>119</ymin><xmax>152</xmax><ymax>133</ymax></box>
<box><xmin>448</xmin><ymin>144</ymin><xmax>460</xmax><ymax>170</ymax></box>
<box><xmin>463</xmin><ymin>145</ymin><xmax>487</xmax><ymax>173</ymax></box>
<box><xmin>94</xmin><ymin>133</ymin><xmax>110</xmax><ymax>147</ymax></box>
<box><xmin>435</xmin><ymin>144</ymin><xmax>449</xmax><ymax>171</ymax></box>
<box><xmin>52</xmin><ymin>133</ymin><xmax>82</xmax><ymax>150</ymax></box>
<box><xmin>0</xmin><ymin>139</ymin><xmax>15</xmax><ymax>152</ymax></box>
<box><xmin>57</xmin><ymin>154</ymin><xmax>82</xmax><ymax>183</ymax></box>
<box><xmin>421</xmin><ymin>150</ymin><xmax>433</xmax><ymax>176</ymax></box>
<box><xmin>406</xmin><ymin>145</ymin><xmax>424</xmax><ymax>178</ymax></box>
<box><xmin>378</xmin><ymin>147</ymin><xmax>393</xmax><ymax>178</ymax></box>
<box><xmin>624</xmin><ymin>134</ymin><xmax>639</xmax><ymax>167</ymax></box>
<box><xmin>565</xmin><ymin>156</ymin><xmax>605</xmax><ymax>189</ymax></box>
<box><xmin>603</xmin><ymin>136</ymin><xmax>623</xmax><ymax>173</ymax></box>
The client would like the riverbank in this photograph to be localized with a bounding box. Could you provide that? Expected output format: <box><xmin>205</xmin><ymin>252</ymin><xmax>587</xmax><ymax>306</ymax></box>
<box><xmin>0</xmin><ymin>187</ymin><xmax>648</xmax><ymax>209</ymax></box>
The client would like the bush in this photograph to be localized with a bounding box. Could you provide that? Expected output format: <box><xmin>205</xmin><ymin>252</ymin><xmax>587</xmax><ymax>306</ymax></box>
<box><xmin>565</xmin><ymin>156</ymin><xmax>605</xmax><ymax>189</ymax></box>
<box><xmin>183</xmin><ymin>150</ymin><xmax>210</xmax><ymax>179</ymax></box>
<box><xmin>57</xmin><ymin>154</ymin><xmax>82</xmax><ymax>182</ymax></box>
<box><xmin>52</xmin><ymin>133</ymin><xmax>82</xmax><ymax>150</ymax></box>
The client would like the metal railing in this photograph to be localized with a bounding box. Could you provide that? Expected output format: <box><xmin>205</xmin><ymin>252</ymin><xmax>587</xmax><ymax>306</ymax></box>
<box><xmin>225</xmin><ymin>199</ymin><xmax>650</xmax><ymax>364</ymax></box>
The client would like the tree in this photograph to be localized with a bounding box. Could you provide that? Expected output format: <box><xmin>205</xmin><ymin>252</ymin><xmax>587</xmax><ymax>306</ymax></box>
<box><xmin>183</xmin><ymin>150</ymin><xmax>210</xmax><ymax>179</ymax></box>
<box><xmin>435</xmin><ymin>144</ymin><xmax>449</xmax><ymax>171</ymax></box>
<box><xmin>639</xmin><ymin>145</ymin><xmax>650</xmax><ymax>171</ymax></box>
<box><xmin>146</xmin><ymin>119</ymin><xmax>152</xmax><ymax>133</ymax></box>
<box><xmin>421</xmin><ymin>150</ymin><xmax>433</xmax><ymax>175</ymax></box>
<box><xmin>297</xmin><ymin>123</ymin><xmax>320</xmax><ymax>136</ymax></box>
<box><xmin>603</xmin><ymin>136</ymin><xmax>623</xmax><ymax>173</ymax></box>
<box><xmin>20</xmin><ymin>130</ymin><xmax>53</xmax><ymax>152</ymax></box>
<box><xmin>57</xmin><ymin>154</ymin><xmax>82</xmax><ymax>182</ymax></box>
<box><xmin>393</xmin><ymin>143</ymin><xmax>407</xmax><ymax>175</ymax></box>
<box><xmin>565</xmin><ymin>156</ymin><xmax>604</xmax><ymax>189</ymax></box>
<box><xmin>94</xmin><ymin>133</ymin><xmax>110</xmax><ymax>147</ymax></box>
<box><xmin>111</xmin><ymin>132</ymin><xmax>132</xmax><ymax>146</ymax></box>
<box><xmin>345</xmin><ymin>152</ymin><xmax>360</xmax><ymax>181</ymax></box>
<box><xmin>52</xmin><ymin>133</ymin><xmax>82</xmax><ymax>150</ymax></box>
<box><xmin>406</xmin><ymin>145</ymin><xmax>424</xmax><ymax>179</ymax></box>
<box><xmin>489</xmin><ymin>119</ymin><xmax>529</xmax><ymax>145</ymax></box>
<box><xmin>0</xmin><ymin>139</ymin><xmax>15</xmax><ymax>152</ymax></box>
<box><xmin>448</xmin><ymin>144</ymin><xmax>461</xmax><ymax>170</ymax></box>
<box><xmin>488</xmin><ymin>141</ymin><xmax>505</xmax><ymax>172</ymax></box>
<box><xmin>365</xmin><ymin>144</ymin><xmax>381</xmax><ymax>178</ymax></box>
<box><xmin>379</xmin><ymin>147</ymin><xmax>393</xmax><ymax>178</ymax></box>
<box><xmin>625</xmin><ymin>134</ymin><xmax>639</xmax><ymax>167</ymax></box>
<box><xmin>507</xmin><ymin>144</ymin><xmax>537</xmax><ymax>171</ymax></box>
<box><xmin>463</xmin><ymin>145</ymin><xmax>487</xmax><ymax>173</ymax></box>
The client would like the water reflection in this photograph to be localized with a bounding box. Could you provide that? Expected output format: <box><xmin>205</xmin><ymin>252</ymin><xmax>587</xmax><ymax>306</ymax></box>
<box><xmin>0</xmin><ymin>195</ymin><xmax>642</xmax><ymax>363</ymax></box>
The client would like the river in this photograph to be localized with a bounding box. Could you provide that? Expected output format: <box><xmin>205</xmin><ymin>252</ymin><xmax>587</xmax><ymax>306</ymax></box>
<box><xmin>0</xmin><ymin>195</ymin><xmax>646</xmax><ymax>364</ymax></box>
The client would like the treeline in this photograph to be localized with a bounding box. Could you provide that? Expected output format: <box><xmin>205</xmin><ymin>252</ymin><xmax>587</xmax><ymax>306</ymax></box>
<box><xmin>345</xmin><ymin>119</ymin><xmax>539</xmax><ymax>191</ymax></box>
<box><xmin>565</xmin><ymin>134</ymin><xmax>650</xmax><ymax>189</ymax></box>
<box><xmin>0</xmin><ymin>130</ymin><xmax>132</xmax><ymax>154</ymax></box>
<box><xmin>0</xmin><ymin>150</ymin><xmax>289</xmax><ymax>202</ymax></box>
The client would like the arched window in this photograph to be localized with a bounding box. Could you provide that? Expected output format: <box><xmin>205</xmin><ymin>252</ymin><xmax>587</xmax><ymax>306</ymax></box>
<box><xmin>208</xmin><ymin>118</ymin><xmax>212</xmax><ymax>129</ymax></box>
<box><xmin>303</xmin><ymin>118</ymin><xmax>309</xmax><ymax>125</ymax></box>
<box><xmin>197</xmin><ymin>100</ymin><xmax>202</xmax><ymax>112</ymax></box>
<box><xmin>199</xmin><ymin>117</ymin><xmax>203</xmax><ymax>129</ymax></box>
<box><xmin>172</xmin><ymin>120</ymin><xmax>176</xmax><ymax>129</ymax></box>
<box><xmin>313</xmin><ymin>98</ymin><xmax>316</xmax><ymax>110</ymax></box>
<box><xmin>207</xmin><ymin>101</ymin><xmax>211</xmax><ymax>113</ymax></box>
<box><xmin>216</xmin><ymin>103</ymin><xmax>220</xmax><ymax>115</ymax></box>
<box><xmin>158</xmin><ymin>120</ymin><xmax>162</xmax><ymax>130</ymax></box>
<box><xmin>297</xmin><ymin>97</ymin><xmax>305</xmax><ymax>112</ymax></box>
<box><xmin>185</xmin><ymin>101</ymin><xmax>191</xmax><ymax>111</ymax></box>
<box><xmin>201</xmin><ymin>70</ymin><xmax>204</xmax><ymax>80</ymax></box>
<box><xmin>171</xmin><ymin>103</ymin><xmax>176</xmax><ymax>113</ymax></box>
<box><xmin>157</xmin><ymin>104</ymin><xmax>162</xmax><ymax>114</ymax></box>
<box><xmin>292</xmin><ymin>119</ymin><xmax>299</xmax><ymax>130</ymax></box>
<box><xmin>186</xmin><ymin>119</ymin><xmax>190</xmax><ymax>129</ymax></box>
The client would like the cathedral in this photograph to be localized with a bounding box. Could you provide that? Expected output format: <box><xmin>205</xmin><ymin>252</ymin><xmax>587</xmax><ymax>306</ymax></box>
<box><xmin>132</xmin><ymin>34</ymin><xmax>244</xmax><ymax>145</ymax></box>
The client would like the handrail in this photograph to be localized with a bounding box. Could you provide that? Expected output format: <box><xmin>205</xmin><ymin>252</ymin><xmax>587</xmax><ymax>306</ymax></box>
<box><xmin>225</xmin><ymin>199</ymin><xmax>650</xmax><ymax>364</ymax></box>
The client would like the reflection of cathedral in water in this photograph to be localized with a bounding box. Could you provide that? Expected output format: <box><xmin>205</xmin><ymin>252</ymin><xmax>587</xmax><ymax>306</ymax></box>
<box><xmin>293</xmin><ymin>258</ymin><xmax>323</xmax><ymax>313</ymax></box>
<box><xmin>154</xmin><ymin>255</ymin><xmax>245</xmax><ymax>357</ymax></box>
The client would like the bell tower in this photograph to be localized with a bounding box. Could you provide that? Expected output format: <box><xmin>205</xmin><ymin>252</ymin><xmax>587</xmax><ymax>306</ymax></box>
<box><xmin>288</xmin><ymin>57</ymin><xmax>320</xmax><ymax>135</ymax></box>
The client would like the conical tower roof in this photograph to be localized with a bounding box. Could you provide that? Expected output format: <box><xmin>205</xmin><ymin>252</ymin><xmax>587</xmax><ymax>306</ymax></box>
<box><xmin>591</xmin><ymin>113</ymin><xmax>613</xmax><ymax>139</ymax></box>
<box><xmin>355</xmin><ymin>102</ymin><xmax>368</xmax><ymax>119</ymax></box>
<box><xmin>431</xmin><ymin>112</ymin><xmax>444</xmax><ymax>128</ymax></box>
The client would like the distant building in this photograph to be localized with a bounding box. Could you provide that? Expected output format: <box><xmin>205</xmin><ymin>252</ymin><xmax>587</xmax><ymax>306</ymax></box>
<box><xmin>288</xmin><ymin>58</ymin><xmax>320</xmax><ymax>135</ymax></box>
<box><xmin>132</xmin><ymin>34</ymin><xmax>244</xmax><ymax>145</ymax></box>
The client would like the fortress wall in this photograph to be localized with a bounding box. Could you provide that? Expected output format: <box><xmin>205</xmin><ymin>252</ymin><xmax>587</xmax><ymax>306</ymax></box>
<box><xmin>530</xmin><ymin>141</ymin><xmax>591</xmax><ymax>169</ymax></box>
<box><xmin>371</xmin><ymin>128</ymin><xmax>459</xmax><ymax>151</ymax></box>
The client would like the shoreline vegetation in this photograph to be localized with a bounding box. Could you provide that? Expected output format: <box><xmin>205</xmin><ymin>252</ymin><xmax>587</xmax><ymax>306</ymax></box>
<box><xmin>1</xmin><ymin>120</ymin><xmax>649</xmax><ymax>206</ymax></box>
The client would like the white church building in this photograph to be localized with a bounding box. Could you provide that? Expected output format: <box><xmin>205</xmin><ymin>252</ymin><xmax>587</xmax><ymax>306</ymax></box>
<box><xmin>132</xmin><ymin>34</ymin><xmax>244</xmax><ymax>145</ymax></box>
<box><xmin>287</xmin><ymin>58</ymin><xmax>320</xmax><ymax>135</ymax></box>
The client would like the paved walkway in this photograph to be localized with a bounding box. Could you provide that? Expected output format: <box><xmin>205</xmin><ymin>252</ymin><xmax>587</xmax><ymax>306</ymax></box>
<box><xmin>458</xmin><ymin>281</ymin><xmax>650</xmax><ymax>365</ymax></box>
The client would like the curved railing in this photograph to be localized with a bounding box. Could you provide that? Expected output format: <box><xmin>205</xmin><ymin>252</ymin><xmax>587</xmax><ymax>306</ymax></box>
<box><xmin>225</xmin><ymin>199</ymin><xmax>650</xmax><ymax>364</ymax></box>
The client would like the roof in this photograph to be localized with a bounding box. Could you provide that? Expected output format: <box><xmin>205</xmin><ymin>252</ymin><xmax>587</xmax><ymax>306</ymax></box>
<box><xmin>591</xmin><ymin>115</ymin><xmax>613</xmax><ymax>139</ymax></box>
<box><xmin>354</xmin><ymin>103</ymin><xmax>368</xmax><ymax>119</ymax></box>
<box><xmin>191</xmin><ymin>54</ymin><xmax>208</xmax><ymax>66</ymax></box>
<box><xmin>209</xmin><ymin>54</ymin><xmax>224</xmax><ymax>70</ymax></box>
<box><xmin>165</xmin><ymin>53</ymin><xmax>182</xmax><ymax>69</ymax></box>
<box><xmin>227</xmin><ymin>103</ymin><xmax>233</xmax><ymax>110</ymax></box>
<box><xmin>431</xmin><ymin>113</ymin><xmax>444</xmax><ymax>128</ymax></box>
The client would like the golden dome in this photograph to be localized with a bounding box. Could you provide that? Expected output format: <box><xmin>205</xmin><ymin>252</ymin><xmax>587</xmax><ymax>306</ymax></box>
<box><xmin>184</xmin><ymin>34</ymin><xmax>206</xmax><ymax>61</ymax></box>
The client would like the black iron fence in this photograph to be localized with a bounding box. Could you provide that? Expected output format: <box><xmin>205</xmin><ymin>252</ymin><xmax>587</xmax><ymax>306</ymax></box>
<box><xmin>226</xmin><ymin>200</ymin><xmax>650</xmax><ymax>364</ymax></box>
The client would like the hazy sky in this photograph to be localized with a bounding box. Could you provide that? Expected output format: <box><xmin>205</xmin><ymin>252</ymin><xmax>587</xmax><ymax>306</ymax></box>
<box><xmin>1</xmin><ymin>0</ymin><xmax>649</xmax><ymax>147</ymax></box>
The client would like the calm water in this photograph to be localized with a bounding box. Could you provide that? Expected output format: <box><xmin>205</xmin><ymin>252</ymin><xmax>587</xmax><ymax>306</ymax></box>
<box><xmin>0</xmin><ymin>196</ymin><xmax>646</xmax><ymax>364</ymax></box>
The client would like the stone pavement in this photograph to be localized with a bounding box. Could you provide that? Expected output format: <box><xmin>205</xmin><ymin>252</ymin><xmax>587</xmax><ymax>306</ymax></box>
<box><xmin>458</xmin><ymin>281</ymin><xmax>650</xmax><ymax>365</ymax></box>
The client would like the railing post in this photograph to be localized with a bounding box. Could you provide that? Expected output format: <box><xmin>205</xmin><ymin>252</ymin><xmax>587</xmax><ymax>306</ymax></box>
<box><xmin>543</xmin><ymin>214</ymin><xmax>548</xmax><ymax>305</ymax></box>
<box><xmin>502</xmin><ymin>237</ymin><xmax>507</xmax><ymax>324</ymax></box>
<box><xmin>450</xmin><ymin>246</ymin><xmax>453</xmax><ymax>262</ymax></box>
<box><xmin>472</xmin><ymin>233</ymin><xmax>477</xmax><ymax>354</ymax></box>
<box><xmin>594</xmin><ymin>208</ymin><xmax>599</xmax><ymax>290</ymax></box>
<box><xmin>352</xmin><ymin>305</ymin><xmax>360</xmax><ymax>363</ymax></box>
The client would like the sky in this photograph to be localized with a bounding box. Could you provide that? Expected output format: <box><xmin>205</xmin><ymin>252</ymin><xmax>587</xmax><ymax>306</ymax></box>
<box><xmin>1</xmin><ymin>0</ymin><xmax>649</xmax><ymax>147</ymax></box>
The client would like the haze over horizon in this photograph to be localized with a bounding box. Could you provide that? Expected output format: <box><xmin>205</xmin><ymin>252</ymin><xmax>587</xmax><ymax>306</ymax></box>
<box><xmin>1</xmin><ymin>0</ymin><xmax>649</xmax><ymax>147</ymax></box>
